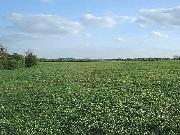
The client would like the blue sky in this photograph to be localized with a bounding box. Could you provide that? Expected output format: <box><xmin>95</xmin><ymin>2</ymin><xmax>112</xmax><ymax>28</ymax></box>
<box><xmin>1</xmin><ymin>0</ymin><xmax>180</xmax><ymax>58</ymax></box>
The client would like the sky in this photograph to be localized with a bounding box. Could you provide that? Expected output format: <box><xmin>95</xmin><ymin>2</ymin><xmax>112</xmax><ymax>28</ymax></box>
<box><xmin>1</xmin><ymin>0</ymin><xmax>180</xmax><ymax>58</ymax></box>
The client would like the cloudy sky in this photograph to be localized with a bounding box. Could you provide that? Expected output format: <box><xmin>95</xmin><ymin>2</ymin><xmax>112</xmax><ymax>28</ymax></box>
<box><xmin>1</xmin><ymin>0</ymin><xmax>180</xmax><ymax>58</ymax></box>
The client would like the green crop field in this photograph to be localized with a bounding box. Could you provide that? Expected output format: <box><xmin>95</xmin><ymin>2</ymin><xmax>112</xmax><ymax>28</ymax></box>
<box><xmin>0</xmin><ymin>61</ymin><xmax>180</xmax><ymax>135</ymax></box>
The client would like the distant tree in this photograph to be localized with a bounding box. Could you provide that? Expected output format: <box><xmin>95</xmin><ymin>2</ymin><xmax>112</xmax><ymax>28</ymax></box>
<box><xmin>0</xmin><ymin>43</ymin><xmax>7</xmax><ymax>65</ymax></box>
<box><xmin>173</xmin><ymin>55</ymin><xmax>180</xmax><ymax>60</ymax></box>
<box><xmin>25</xmin><ymin>50</ymin><xmax>38</xmax><ymax>68</ymax></box>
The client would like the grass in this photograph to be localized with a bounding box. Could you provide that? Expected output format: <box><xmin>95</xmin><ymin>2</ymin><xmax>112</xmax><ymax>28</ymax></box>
<box><xmin>0</xmin><ymin>61</ymin><xmax>180</xmax><ymax>134</ymax></box>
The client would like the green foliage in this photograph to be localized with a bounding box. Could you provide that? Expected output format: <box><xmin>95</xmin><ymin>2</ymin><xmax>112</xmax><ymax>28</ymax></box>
<box><xmin>25</xmin><ymin>51</ymin><xmax>38</xmax><ymax>68</ymax></box>
<box><xmin>0</xmin><ymin>46</ymin><xmax>38</xmax><ymax>70</ymax></box>
<box><xmin>11</xmin><ymin>53</ymin><xmax>25</xmax><ymax>68</ymax></box>
<box><xmin>2</xmin><ymin>57</ymin><xmax>18</xmax><ymax>70</ymax></box>
<box><xmin>0</xmin><ymin>61</ymin><xmax>179</xmax><ymax>134</ymax></box>
<box><xmin>2</xmin><ymin>53</ymin><xmax>25</xmax><ymax>70</ymax></box>
<box><xmin>0</xmin><ymin>45</ymin><xmax>7</xmax><ymax>65</ymax></box>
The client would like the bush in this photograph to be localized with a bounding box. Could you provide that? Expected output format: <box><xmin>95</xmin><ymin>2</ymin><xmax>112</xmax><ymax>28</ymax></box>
<box><xmin>25</xmin><ymin>51</ymin><xmax>38</xmax><ymax>68</ymax></box>
<box><xmin>0</xmin><ymin>45</ymin><xmax>7</xmax><ymax>65</ymax></box>
<box><xmin>0</xmin><ymin>46</ymin><xmax>38</xmax><ymax>70</ymax></box>
<box><xmin>11</xmin><ymin>53</ymin><xmax>25</xmax><ymax>68</ymax></box>
<box><xmin>2</xmin><ymin>53</ymin><xmax>25</xmax><ymax>70</ymax></box>
<box><xmin>3</xmin><ymin>57</ymin><xmax>18</xmax><ymax>70</ymax></box>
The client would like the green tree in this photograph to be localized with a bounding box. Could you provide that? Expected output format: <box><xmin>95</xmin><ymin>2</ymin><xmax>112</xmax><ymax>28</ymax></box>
<box><xmin>3</xmin><ymin>57</ymin><xmax>18</xmax><ymax>70</ymax></box>
<box><xmin>2</xmin><ymin>53</ymin><xmax>25</xmax><ymax>70</ymax></box>
<box><xmin>25</xmin><ymin>51</ymin><xmax>38</xmax><ymax>68</ymax></box>
<box><xmin>0</xmin><ymin>44</ymin><xmax>7</xmax><ymax>65</ymax></box>
<box><xmin>11</xmin><ymin>53</ymin><xmax>25</xmax><ymax>68</ymax></box>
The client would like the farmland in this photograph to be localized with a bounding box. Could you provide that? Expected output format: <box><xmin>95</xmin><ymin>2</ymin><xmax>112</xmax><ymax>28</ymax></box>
<box><xmin>0</xmin><ymin>61</ymin><xmax>180</xmax><ymax>134</ymax></box>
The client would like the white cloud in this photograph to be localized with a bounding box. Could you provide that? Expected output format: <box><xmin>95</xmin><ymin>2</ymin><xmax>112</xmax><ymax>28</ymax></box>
<box><xmin>7</xmin><ymin>13</ymin><xmax>82</xmax><ymax>36</ymax></box>
<box><xmin>142</xmin><ymin>31</ymin><xmax>169</xmax><ymax>44</ymax></box>
<box><xmin>151</xmin><ymin>31</ymin><xmax>169</xmax><ymax>38</ymax></box>
<box><xmin>116</xmin><ymin>37</ymin><xmax>125</xmax><ymax>43</ymax></box>
<box><xmin>81</xmin><ymin>14</ymin><xmax>116</xmax><ymax>28</ymax></box>
<box><xmin>81</xmin><ymin>14</ymin><xmax>136</xmax><ymax>28</ymax></box>
<box><xmin>115</xmin><ymin>15</ymin><xmax>136</xmax><ymax>23</ymax></box>
<box><xmin>138</xmin><ymin>6</ymin><xmax>180</xmax><ymax>27</ymax></box>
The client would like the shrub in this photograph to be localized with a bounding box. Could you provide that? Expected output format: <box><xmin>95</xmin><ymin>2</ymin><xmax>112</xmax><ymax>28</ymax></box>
<box><xmin>3</xmin><ymin>57</ymin><xmax>18</xmax><ymax>70</ymax></box>
<box><xmin>25</xmin><ymin>51</ymin><xmax>38</xmax><ymax>68</ymax></box>
<box><xmin>0</xmin><ymin>45</ymin><xmax>7</xmax><ymax>65</ymax></box>
<box><xmin>11</xmin><ymin>53</ymin><xmax>25</xmax><ymax>68</ymax></box>
<box><xmin>2</xmin><ymin>53</ymin><xmax>25</xmax><ymax>70</ymax></box>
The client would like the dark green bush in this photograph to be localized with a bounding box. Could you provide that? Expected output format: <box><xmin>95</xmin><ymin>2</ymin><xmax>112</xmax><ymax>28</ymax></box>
<box><xmin>1</xmin><ymin>46</ymin><xmax>38</xmax><ymax>70</ymax></box>
<box><xmin>2</xmin><ymin>53</ymin><xmax>25</xmax><ymax>70</ymax></box>
<box><xmin>11</xmin><ymin>53</ymin><xmax>25</xmax><ymax>68</ymax></box>
<box><xmin>25</xmin><ymin>51</ymin><xmax>38</xmax><ymax>68</ymax></box>
<box><xmin>0</xmin><ymin>45</ymin><xmax>7</xmax><ymax>65</ymax></box>
<box><xmin>3</xmin><ymin>57</ymin><xmax>18</xmax><ymax>70</ymax></box>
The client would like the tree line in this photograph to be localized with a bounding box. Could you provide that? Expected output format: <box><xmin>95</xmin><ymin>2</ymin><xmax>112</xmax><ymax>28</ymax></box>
<box><xmin>39</xmin><ymin>57</ymin><xmax>178</xmax><ymax>62</ymax></box>
<box><xmin>0</xmin><ymin>45</ymin><xmax>38</xmax><ymax>70</ymax></box>
<box><xmin>1</xmin><ymin>43</ymin><xmax>180</xmax><ymax>70</ymax></box>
